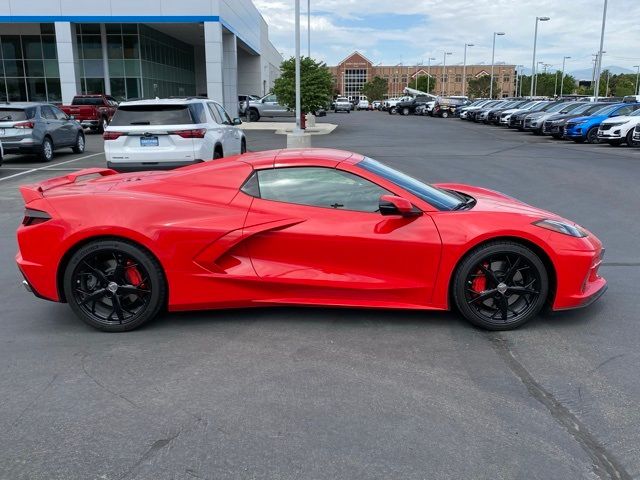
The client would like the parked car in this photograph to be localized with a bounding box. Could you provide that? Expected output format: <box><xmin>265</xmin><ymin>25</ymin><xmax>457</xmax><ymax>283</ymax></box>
<box><xmin>564</xmin><ymin>103</ymin><xmax>640</xmax><ymax>144</ymax></box>
<box><xmin>247</xmin><ymin>93</ymin><xmax>293</xmax><ymax>121</ymax></box>
<box><xmin>523</xmin><ymin>102</ymin><xmax>584</xmax><ymax>134</ymax></box>
<box><xmin>486</xmin><ymin>100</ymin><xmax>530</xmax><ymax>124</ymax></box>
<box><xmin>466</xmin><ymin>100</ymin><xmax>504</xmax><ymax>122</ymax></box>
<box><xmin>433</xmin><ymin>97</ymin><xmax>468</xmax><ymax>118</ymax></box>
<box><xmin>598</xmin><ymin>108</ymin><xmax>640</xmax><ymax>146</ymax></box>
<box><xmin>334</xmin><ymin>97</ymin><xmax>352</xmax><ymax>113</ymax></box>
<box><xmin>384</xmin><ymin>96</ymin><xmax>412</xmax><ymax>114</ymax></box>
<box><xmin>59</xmin><ymin>94</ymin><xmax>118</xmax><ymax>133</ymax></box>
<box><xmin>0</xmin><ymin>103</ymin><xmax>85</xmax><ymax>161</ymax></box>
<box><xmin>393</xmin><ymin>95</ymin><xmax>433</xmax><ymax>116</ymax></box>
<box><xmin>372</xmin><ymin>100</ymin><xmax>382</xmax><ymax>110</ymax></box>
<box><xmin>541</xmin><ymin>103</ymin><xmax>609</xmax><ymax>138</ymax></box>
<box><xmin>476</xmin><ymin>100</ymin><xmax>512</xmax><ymax>123</ymax></box>
<box><xmin>500</xmin><ymin>101</ymin><xmax>546</xmax><ymax>126</ymax></box>
<box><xmin>17</xmin><ymin>149</ymin><xmax>606</xmax><ymax>332</ymax></box>
<box><xmin>0</xmin><ymin>139</ymin><xmax>3</xmax><ymax>166</ymax></box>
<box><xmin>238</xmin><ymin>94</ymin><xmax>260</xmax><ymax>116</ymax></box>
<box><xmin>509</xmin><ymin>101</ymin><xmax>551</xmax><ymax>129</ymax></box>
<box><xmin>357</xmin><ymin>98</ymin><xmax>370</xmax><ymax>110</ymax></box>
<box><xmin>103</xmin><ymin>98</ymin><xmax>245</xmax><ymax>172</ymax></box>
<box><xmin>634</xmin><ymin>124</ymin><xmax>640</xmax><ymax>144</ymax></box>
<box><xmin>459</xmin><ymin>100</ymin><xmax>491</xmax><ymax>120</ymax></box>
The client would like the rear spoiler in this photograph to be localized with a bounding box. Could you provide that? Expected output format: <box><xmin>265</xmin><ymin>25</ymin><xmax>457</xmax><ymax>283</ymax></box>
<box><xmin>19</xmin><ymin>168</ymin><xmax>118</xmax><ymax>203</ymax></box>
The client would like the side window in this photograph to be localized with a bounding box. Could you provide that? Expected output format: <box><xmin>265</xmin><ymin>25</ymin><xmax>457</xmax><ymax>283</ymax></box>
<box><xmin>40</xmin><ymin>105</ymin><xmax>57</xmax><ymax>120</ymax></box>
<box><xmin>51</xmin><ymin>106</ymin><xmax>68</xmax><ymax>120</ymax></box>
<box><xmin>263</xmin><ymin>94</ymin><xmax>276</xmax><ymax>103</ymax></box>
<box><xmin>612</xmin><ymin>106</ymin><xmax>632</xmax><ymax>117</ymax></box>
<box><xmin>215</xmin><ymin>103</ymin><xmax>232</xmax><ymax>124</ymax></box>
<box><xmin>207</xmin><ymin>103</ymin><xmax>222</xmax><ymax>124</ymax></box>
<box><xmin>255</xmin><ymin>167</ymin><xmax>390</xmax><ymax>212</ymax></box>
<box><xmin>189</xmin><ymin>103</ymin><xmax>207</xmax><ymax>124</ymax></box>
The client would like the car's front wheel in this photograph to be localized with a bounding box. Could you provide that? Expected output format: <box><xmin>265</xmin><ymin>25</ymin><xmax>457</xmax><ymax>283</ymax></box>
<box><xmin>63</xmin><ymin>239</ymin><xmax>166</xmax><ymax>332</ymax></box>
<box><xmin>453</xmin><ymin>241</ymin><xmax>549</xmax><ymax>330</ymax></box>
<box><xmin>441</xmin><ymin>111</ymin><xmax>449</xmax><ymax>118</ymax></box>
<box><xmin>626</xmin><ymin>129</ymin><xmax>639</xmax><ymax>147</ymax></box>
<box><xmin>586</xmin><ymin>127</ymin><xmax>599</xmax><ymax>144</ymax></box>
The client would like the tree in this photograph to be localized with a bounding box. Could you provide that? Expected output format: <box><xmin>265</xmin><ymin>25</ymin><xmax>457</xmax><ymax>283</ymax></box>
<box><xmin>272</xmin><ymin>56</ymin><xmax>333</xmax><ymax>113</ymax></box>
<box><xmin>360</xmin><ymin>76</ymin><xmax>388</xmax><ymax>101</ymax></box>
<box><xmin>412</xmin><ymin>75</ymin><xmax>437</xmax><ymax>94</ymax></box>
<box><xmin>467</xmin><ymin>75</ymin><xmax>499</xmax><ymax>98</ymax></box>
<box><xmin>516</xmin><ymin>73</ymin><xmax>576</xmax><ymax>97</ymax></box>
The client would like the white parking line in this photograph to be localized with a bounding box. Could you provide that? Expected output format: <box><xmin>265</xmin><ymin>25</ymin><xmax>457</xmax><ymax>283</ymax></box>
<box><xmin>0</xmin><ymin>153</ymin><xmax>103</xmax><ymax>183</ymax></box>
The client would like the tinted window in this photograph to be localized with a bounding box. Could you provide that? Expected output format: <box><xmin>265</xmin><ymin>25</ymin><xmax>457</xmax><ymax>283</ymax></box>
<box><xmin>40</xmin><ymin>105</ymin><xmax>57</xmax><ymax>120</ymax></box>
<box><xmin>207</xmin><ymin>103</ymin><xmax>223</xmax><ymax>124</ymax></box>
<box><xmin>0</xmin><ymin>107</ymin><xmax>35</xmax><ymax>121</ymax></box>
<box><xmin>215</xmin><ymin>103</ymin><xmax>232</xmax><ymax>124</ymax></box>
<box><xmin>50</xmin><ymin>105</ymin><xmax>67</xmax><ymax>120</ymax></box>
<box><xmin>110</xmin><ymin>105</ymin><xmax>193</xmax><ymax>126</ymax></box>
<box><xmin>71</xmin><ymin>97</ymin><xmax>104</xmax><ymax>106</ymax></box>
<box><xmin>359</xmin><ymin>157</ymin><xmax>461</xmax><ymax>211</ymax></box>
<box><xmin>263</xmin><ymin>94</ymin><xmax>277</xmax><ymax>102</ymax></box>
<box><xmin>189</xmin><ymin>103</ymin><xmax>207</xmax><ymax>124</ymax></box>
<box><xmin>256</xmin><ymin>167</ymin><xmax>390</xmax><ymax>212</ymax></box>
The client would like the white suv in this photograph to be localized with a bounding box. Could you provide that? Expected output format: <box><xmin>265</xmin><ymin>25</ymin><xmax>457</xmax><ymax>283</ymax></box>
<box><xmin>104</xmin><ymin>98</ymin><xmax>246</xmax><ymax>172</ymax></box>
<box><xmin>598</xmin><ymin>108</ymin><xmax>640</xmax><ymax>146</ymax></box>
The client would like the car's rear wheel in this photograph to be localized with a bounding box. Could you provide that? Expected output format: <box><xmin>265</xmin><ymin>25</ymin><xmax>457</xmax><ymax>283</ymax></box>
<box><xmin>586</xmin><ymin>127</ymin><xmax>599</xmax><ymax>144</ymax></box>
<box><xmin>99</xmin><ymin>117</ymin><xmax>108</xmax><ymax>134</ymax></box>
<box><xmin>39</xmin><ymin>137</ymin><xmax>53</xmax><ymax>162</ymax></box>
<box><xmin>402</xmin><ymin>107</ymin><xmax>410</xmax><ymax>115</ymax></box>
<box><xmin>72</xmin><ymin>133</ymin><xmax>85</xmax><ymax>153</ymax></box>
<box><xmin>453</xmin><ymin>242</ymin><xmax>548</xmax><ymax>330</ymax></box>
<box><xmin>63</xmin><ymin>239</ymin><xmax>166</xmax><ymax>332</ymax></box>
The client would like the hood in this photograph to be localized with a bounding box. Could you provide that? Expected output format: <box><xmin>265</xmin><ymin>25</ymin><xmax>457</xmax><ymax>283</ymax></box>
<box><xmin>570</xmin><ymin>115</ymin><xmax>604</xmax><ymax>124</ymax></box>
<box><xmin>601</xmin><ymin>115</ymin><xmax>636</xmax><ymax>125</ymax></box>
<box><xmin>435</xmin><ymin>183</ymin><xmax>557</xmax><ymax>218</ymax></box>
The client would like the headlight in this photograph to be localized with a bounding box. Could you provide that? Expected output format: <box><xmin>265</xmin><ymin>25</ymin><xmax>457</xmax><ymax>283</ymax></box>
<box><xmin>533</xmin><ymin>219</ymin><xmax>588</xmax><ymax>238</ymax></box>
<box><xmin>604</xmin><ymin>122</ymin><xmax>626</xmax><ymax>127</ymax></box>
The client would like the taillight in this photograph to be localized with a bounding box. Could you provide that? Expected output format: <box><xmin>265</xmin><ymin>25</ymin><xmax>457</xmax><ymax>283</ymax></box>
<box><xmin>169</xmin><ymin>128</ymin><xmax>207</xmax><ymax>139</ymax></box>
<box><xmin>103</xmin><ymin>131</ymin><xmax>124</xmax><ymax>140</ymax></box>
<box><xmin>14</xmin><ymin>121</ymin><xmax>34</xmax><ymax>129</ymax></box>
<box><xmin>22</xmin><ymin>208</ymin><xmax>51</xmax><ymax>226</ymax></box>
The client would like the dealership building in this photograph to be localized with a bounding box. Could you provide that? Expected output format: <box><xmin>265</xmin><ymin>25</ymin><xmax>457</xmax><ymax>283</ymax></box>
<box><xmin>0</xmin><ymin>0</ymin><xmax>282</xmax><ymax>115</ymax></box>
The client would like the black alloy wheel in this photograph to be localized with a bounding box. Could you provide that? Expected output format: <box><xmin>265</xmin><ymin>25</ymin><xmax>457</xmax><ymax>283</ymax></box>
<box><xmin>626</xmin><ymin>129</ymin><xmax>639</xmax><ymax>147</ymax></box>
<box><xmin>586</xmin><ymin>127</ymin><xmax>600</xmax><ymax>144</ymax></box>
<box><xmin>453</xmin><ymin>242</ymin><xmax>548</xmax><ymax>330</ymax></box>
<box><xmin>64</xmin><ymin>240</ymin><xmax>166</xmax><ymax>332</ymax></box>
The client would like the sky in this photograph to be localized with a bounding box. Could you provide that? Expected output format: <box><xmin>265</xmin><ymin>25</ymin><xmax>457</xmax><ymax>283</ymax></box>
<box><xmin>254</xmin><ymin>0</ymin><xmax>640</xmax><ymax>78</ymax></box>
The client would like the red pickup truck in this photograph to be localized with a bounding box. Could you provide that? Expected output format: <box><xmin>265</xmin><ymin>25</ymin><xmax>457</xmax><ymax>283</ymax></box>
<box><xmin>60</xmin><ymin>94</ymin><xmax>118</xmax><ymax>133</ymax></box>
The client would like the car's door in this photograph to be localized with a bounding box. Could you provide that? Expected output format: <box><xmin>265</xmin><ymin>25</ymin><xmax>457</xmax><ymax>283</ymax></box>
<box><xmin>214</xmin><ymin>102</ymin><xmax>241</xmax><ymax>155</ymax></box>
<box><xmin>40</xmin><ymin>105</ymin><xmax>64</xmax><ymax>145</ymax></box>
<box><xmin>51</xmin><ymin>105</ymin><xmax>76</xmax><ymax>145</ymax></box>
<box><xmin>241</xmin><ymin>166</ymin><xmax>443</xmax><ymax>306</ymax></box>
<box><xmin>205</xmin><ymin>102</ymin><xmax>225</xmax><ymax>156</ymax></box>
<box><xmin>261</xmin><ymin>94</ymin><xmax>287</xmax><ymax>117</ymax></box>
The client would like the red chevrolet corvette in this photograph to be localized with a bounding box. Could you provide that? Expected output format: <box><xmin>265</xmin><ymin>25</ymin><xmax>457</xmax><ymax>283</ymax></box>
<box><xmin>16</xmin><ymin>148</ymin><xmax>606</xmax><ymax>332</ymax></box>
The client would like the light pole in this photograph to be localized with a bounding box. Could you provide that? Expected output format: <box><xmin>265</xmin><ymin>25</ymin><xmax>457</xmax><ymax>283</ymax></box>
<box><xmin>462</xmin><ymin>43</ymin><xmax>474</xmax><ymax>97</ymax></box>
<box><xmin>294</xmin><ymin>0</ymin><xmax>301</xmax><ymax>132</ymax></box>
<box><xmin>560</xmin><ymin>56</ymin><xmax>570</xmax><ymax>98</ymax></box>
<box><xmin>529</xmin><ymin>16</ymin><xmax>550</xmax><ymax>97</ymax></box>
<box><xmin>634</xmin><ymin>65</ymin><xmax>640</xmax><ymax>95</ymax></box>
<box><xmin>426</xmin><ymin>57</ymin><xmax>436</xmax><ymax>94</ymax></box>
<box><xmin>534</xmin><ymin>61</ymin><xmax>544</xmax><ymax>96</ymax></box>
<box><xmin>307</xmin><ymin>0</ymin><xmax>310</xmax><ymax>57</ymax></box>
<box><xmin>490</xmin><ymin>32</ymin><xmax>505</xmax><ymax>99</ymax></box>
<box><xmin>593</xmin><ymin>0</ymin><xmax>608</xmax><ymax>101</ymax></box>
<box><xmin>415</xmin><ymin>60</ymin><xmax>423</xmax><ymax>89</ymax></box>
<box><xmin>442</xmin><ymin>52</ymin><xmax>452</xmax><ymax>95</ymax></box>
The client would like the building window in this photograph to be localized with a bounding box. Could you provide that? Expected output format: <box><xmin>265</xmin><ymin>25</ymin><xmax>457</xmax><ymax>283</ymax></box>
<box><xmin>503</xmin><ymin>75</ymin><xmax>510</xmax><ymax>83</ymax></box>
<box><xmin>455</xmin><ymin>74</ymin><xmax>462</xmax><ymax>83</ymax></box>
<box><xmin>0</xmin><ymin>30</ymin><xmax>61</xmax><ymax>102</ymax></box>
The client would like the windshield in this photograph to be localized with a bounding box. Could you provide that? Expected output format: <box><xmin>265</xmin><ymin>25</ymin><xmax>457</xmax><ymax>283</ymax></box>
<box><xmin>590</xmin><ymin>104</ymin><xmax>622</xmax><ymax>117</ymax></box>
<box><xmin>71</xmin><ymin>97</ymin><xmax>104</xmax><ymax>106</ymax></box>
<box><xmin>358</xmin><ymin>157</ymin><xmax>462</xmax><ymax>211</ymax></box>
<box><xmin>546</xmin><ymin>102</ymin><xmax>572</xmax><ymax>113</ymax></box>
<box><xmin>557</xmin><ymin>103</ymin><xmax>582</xmax><ymax>114</ymax></box>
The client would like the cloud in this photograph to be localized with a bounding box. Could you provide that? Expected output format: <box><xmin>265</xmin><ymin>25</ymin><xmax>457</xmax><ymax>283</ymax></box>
<box><xmin>255</xmin><ymin>0</ymin><xmax>640</xmax><ymax>71</ymax></box>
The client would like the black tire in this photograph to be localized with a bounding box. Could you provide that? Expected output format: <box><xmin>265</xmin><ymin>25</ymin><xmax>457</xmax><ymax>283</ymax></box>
<box><xmin>452</xmin><ymin>241</ymin><xmax>549</xmax><ymax>330</ymax></box>
<box><xmin>213</xmin><ymin>146</ymin><xmax>223</xmax><ymax>159</ymax></box>
<box><xmin>240</xmin><ymin>137</ymin><xmax>247</xmax><ymax>154</ymax></box>
<box><xmin>586</xmin><ymin>127</ymin><xmax>599</xmax><ymax>144</ymax></box>
<box><xmin>40</xmin><ymin>136</ymin><xmax>54</xmax><ymax>162</ymax></box>
<box><xmin>389</xmin><ymin>107</ymin><xmax>397</xmax><ymax>114</ymax></box>
<box><xmin>63</xmin><ymin>239</ymin><xmax>166</xmax><ymax>332</ymax></box>
<box><xmin>248</xmin><ymin>109</ymin><xmax>260</xmax><ymax>122</ymax></box>
<box><xmin>72</xmin><ymin>132</ymin><xmax>85</xmax><ymax>153</ymax></box>
<box><xmin>626</xmin><ymin>129</ymin><xmax>639</xmax><ymax>147</ymax></box>
<box><xmin>552</xmin><ymin>134</ymin><xmax>562</xmax><ymax>139</ymax></box>
<box><xmin>347</xmin><ymin>109</ymin><xmax>350</xmax><ymax>114</ymax></box>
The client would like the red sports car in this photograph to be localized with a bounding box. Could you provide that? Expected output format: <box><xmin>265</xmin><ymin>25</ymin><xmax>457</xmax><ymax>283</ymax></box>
<box><xmin>16</xmin><ymin>148</ymin><xmax>606</xmax><ymax>332</ymax></box>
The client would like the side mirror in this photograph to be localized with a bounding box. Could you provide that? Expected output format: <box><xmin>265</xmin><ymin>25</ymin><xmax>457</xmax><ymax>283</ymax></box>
<box><xmin>379</xmin><ymin>195</ymin><xmax>422</xmax><ymax>217</ymax></box>
<box><xmin>69</xmin><ymin>115</ymin><xmax>75</xmax><ymax>120</ymax></box>
<box><xmin>233</xmin><ymin>117</ymin><xmax>242</xmax><ymax>125</ymax></box>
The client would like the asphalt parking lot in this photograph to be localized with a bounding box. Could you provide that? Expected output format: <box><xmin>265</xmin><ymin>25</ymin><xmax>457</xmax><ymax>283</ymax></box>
<box><xmin>1</xmin><ymin>112</ymin><xmax>639</xmax><ymax>480</ymax></box>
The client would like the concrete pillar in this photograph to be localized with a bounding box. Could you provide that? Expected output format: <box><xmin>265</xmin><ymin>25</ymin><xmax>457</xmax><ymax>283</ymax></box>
<box><xmin>100</xmin><ymin>23</ymin><xmax>111</xmax><ymax>95</ymax></box>
<box><xmin>204</xmin><ymin>22</ymin><xmax>223</xmax><ymax>103</ymax></box>
<box><xmin>55</xmin><ymin>22</ymin><xmax>81</xmax><ymax>104</ymax></box>
<box><xmin>222</xmin><ymin>32</ymin><xmax>238</xmax><ymax>117</ymax></box>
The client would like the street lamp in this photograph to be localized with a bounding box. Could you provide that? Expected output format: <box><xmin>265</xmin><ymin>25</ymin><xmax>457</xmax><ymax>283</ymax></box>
<box><xmin>490</xmin><ymin>32</ymin><xmax>505</xmax><ymax>99</ymax></box>
<box><xmin>294</xmin><ymin>0</ymin><xmax>302</xmax><ymax>132</ymax></box>
<box><xmin>529</xmin><ymin>16</ymin><xmax>550</xmax><ymax>97</ymax></box>
<box><xmin>442</xmin><ymin>52</ymin><xmax>452</xmax><ymax>95</ymax></box>
<box><xmin>634</xmin><ymin>65</ymin><xmax>640</xmax><ymax>95</ymax></box>
<box><xmin>560</xmin><ymin>56</ymin><xmax>571</xmax><ymax>98</ymax></box>
<box><xmin>307</xmin><ymin>0</ymin><xmax>311</xmax><ymax>57</ymax></box>
<box><xmin>534</xmin><ymin>61</ymin><xmax>544</xmax><ymax>96</ymax></box>
<box><xmin>415</xmin><ymin>60</ymin><xmax>423</xmax><ymax>89</ymax></box>
<box><xmin>462</xmin><ymin>43</ymin><xmax>474</xmax><ymax>97</ymax></box>
<box><xmin>593</xmin><ymin>0</ymin><xmax>608</xmax><ymax>101</ymax></box>
<box><xmin>426</xmin><ymin>57</ymin><xmax>436</xmax><ymax>94</ymax></box>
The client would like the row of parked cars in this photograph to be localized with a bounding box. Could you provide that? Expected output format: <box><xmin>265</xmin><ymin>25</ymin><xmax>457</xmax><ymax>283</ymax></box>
<box><xmin>457</xmin><ymin>96</ymin><xmax>640</xmax><ymax>147</ymax></box>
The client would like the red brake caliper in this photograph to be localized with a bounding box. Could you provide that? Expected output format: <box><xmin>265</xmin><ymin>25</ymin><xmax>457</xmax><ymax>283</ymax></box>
<box><xmin>471</xmin><ymin>264</ymin><xmax>488</xmax><ymax>293</ymax></box>
<box><xmin>124</xmin><ymin>260</ymin><xmax>143</xmax><ymax>287</ymax></box>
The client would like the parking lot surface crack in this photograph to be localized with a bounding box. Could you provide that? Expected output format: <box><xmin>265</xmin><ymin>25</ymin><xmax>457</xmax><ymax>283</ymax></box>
<box><xmin>487</xmin><ymin>333</ymin><xmax>631</xmax><ymax>480</ymax></box>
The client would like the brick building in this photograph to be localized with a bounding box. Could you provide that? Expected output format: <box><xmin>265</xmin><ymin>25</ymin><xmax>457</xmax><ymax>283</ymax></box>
<box><xmin>328</xmin><ymin>51</ymin><xmax>516</xmax><ymax>100</ymax></box>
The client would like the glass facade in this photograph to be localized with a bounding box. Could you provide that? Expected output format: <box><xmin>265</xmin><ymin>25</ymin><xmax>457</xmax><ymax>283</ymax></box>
<box><xmin>76</xmin><ymin>23</ymin><xmax>195</xmax><ymax>101</ymax></box>
<box><xmin>0</xmin><ymin>24</ymin><xmax>61</xmax><ymax>102</ymax></box>
<box><xmin>343</xmin><ymin>68</ymin><xmax>367</xmax><ymax>100</ymax></box>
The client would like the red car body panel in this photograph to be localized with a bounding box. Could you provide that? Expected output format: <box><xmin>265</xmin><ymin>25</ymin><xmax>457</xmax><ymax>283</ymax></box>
<box><xmin>16</xmin><ymin>148</ymin><xmax>606</xmax><ymax>315</ymax></box>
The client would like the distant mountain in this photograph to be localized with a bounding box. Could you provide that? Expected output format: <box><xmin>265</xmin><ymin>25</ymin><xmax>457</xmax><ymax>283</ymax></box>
<box><xmin>569</xmin><ymin>66</ymin><xmax>634</xmax><ymax>80</ymax></box>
